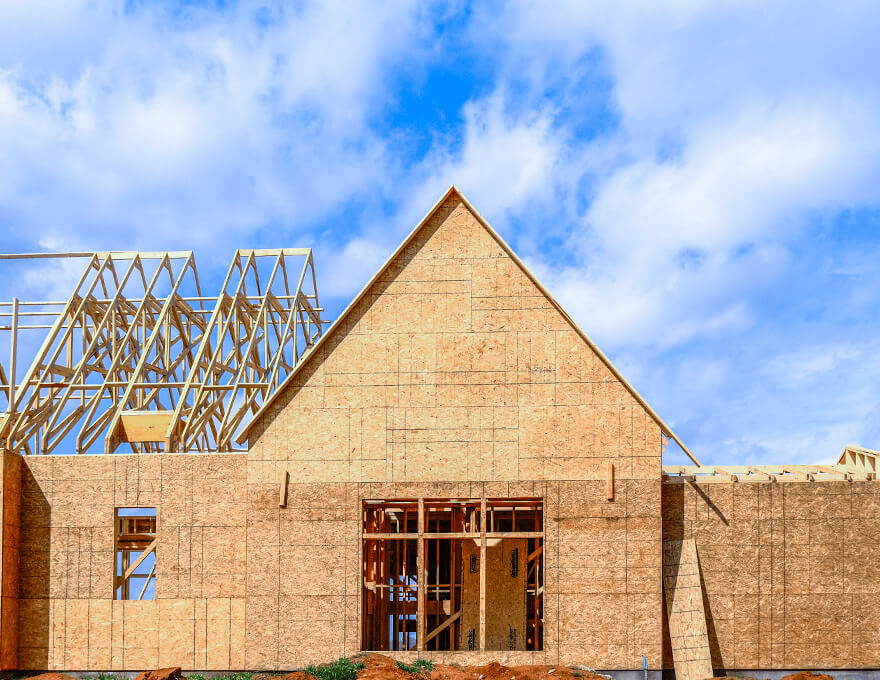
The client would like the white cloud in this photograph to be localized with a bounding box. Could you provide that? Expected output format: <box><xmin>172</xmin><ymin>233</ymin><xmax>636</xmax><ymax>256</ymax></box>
<box><xmin>433</xmin><ymin>1</ymin><xmax>880</xmax><ymax>463</ymax></box>
<box><xmin>0</xmin><ymin>1</ymin><xmax>429</xmax><ymax>253</ymax></box>
<box><xmin>450</xmin><ymin>2</ymin><xmax>880</xmax><ymax>351</ymax></box>
<box><xmin>403</xmin><ymin>91</ymin><xmax>564</xmax><ymax>228</ymax></box>
<box><xmin>3</xmin><ymin>0</ymin><xmax>880</xmax><ymax>466</ymax></box>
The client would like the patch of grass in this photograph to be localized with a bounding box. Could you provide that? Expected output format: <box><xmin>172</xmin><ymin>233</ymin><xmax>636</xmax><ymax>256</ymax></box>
<box><xmin>190</xmin><ymin>674</ymin><xmax>252</xmax><ymax>680</ymax></box>
<box><xmin>305</xmin><ymin>657</ymin><xmax>365</xmax><ymax>680</ymax></box>
<box><xmin>396</xmin><ymin>659</ymin><xmax>434</xmax><ymax>674</ymax></box>
<box><xmin>97</xmin><ymin>674</ymin><xmax>128</xmax><ymax>680</ymax></box>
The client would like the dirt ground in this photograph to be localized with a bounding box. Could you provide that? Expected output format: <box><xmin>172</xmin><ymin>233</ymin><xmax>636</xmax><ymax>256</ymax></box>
<box><xmin>26</xmin><ymin>657</ymin><xmax>837</xmax><ymax>680</ymax></box>
<box><xmin>357</xmin><ymin>653</ymin><xmax>608</xmax><ymax>680</ymax></box>
<box><xmin>252</xmin><ymin>654</ymin><xmax>609</xmax><ymax>680</ymax></box>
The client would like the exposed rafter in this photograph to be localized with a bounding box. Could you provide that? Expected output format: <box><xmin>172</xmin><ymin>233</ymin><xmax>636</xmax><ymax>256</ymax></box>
<box><xmin>0</xmin><ymin>249</ymin><xmax>327</xmax><ymax>454</ymax></box>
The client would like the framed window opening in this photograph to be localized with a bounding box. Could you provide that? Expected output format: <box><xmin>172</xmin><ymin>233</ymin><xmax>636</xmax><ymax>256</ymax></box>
<box><xmin>114</xmin><ymin>507</ymin><xmax>157</xmax><ymax>600</ymax></box>
<box><xmin>362</xmin><ymin>497</ymin><xmax>543</xmax><ymax>652</ymax></box>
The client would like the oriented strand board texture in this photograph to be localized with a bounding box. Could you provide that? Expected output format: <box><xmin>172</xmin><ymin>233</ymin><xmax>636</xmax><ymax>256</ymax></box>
<box><xmin>241</xmin><ymin>479</ymin><xmax>661</xmax><ymax>670</ymax></box>
<box><xmin>1</xmin><ymin>450</ymin><xmax>22</xmax><ymax>670</ymax></box>
<box><xmin>485</xmin><ymin>539</ymin><xmax>527</xmax><ymax>651</ymax></box>
<box><xmin>460</xmin><ymin>538</ymin><xmax>527</xmax><ymax>651</ymax></box>
<box><xmin>662</xmin><ymin>479</ymin><xmax>880</xmax><ymax>670</ymax></box>
<box><xmin>10</xmin><ymin>192</ymin><xmax>667</xmax><ymax>671</ymax></box>
<box><xmin>662</xmin><ymin>539</ymin><xmax>712</xmax><ymax>680</ymax></box>
<box><xmin>241</xmin><ymin>192</ymin><xmax>664</xmax><ymax>669</ymax></box>
<box><xmin>15</xmin><ymin>453</ymin><xmax>246</xmax><ymax>671</ymax></box>
<box><xmin>247</xmin><ymin>193</ymin><xmax>663</xmax><ymax>484</ymax></box>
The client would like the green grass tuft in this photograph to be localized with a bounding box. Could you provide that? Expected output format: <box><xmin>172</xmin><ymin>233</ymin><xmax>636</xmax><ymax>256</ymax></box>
<box><xmin>305</xmin><ymin>657</ymin><xmax>365</xmax><ymax>680</ymax></box>
<box><xmin>396</xmin><ymin>659</ymin><xmax>434</xmax><ymax>674</ymax></box>
<box><xmin>189</xmin><ymin>674</ymin><xmax>251</xmax><ymax>680</ymax></box>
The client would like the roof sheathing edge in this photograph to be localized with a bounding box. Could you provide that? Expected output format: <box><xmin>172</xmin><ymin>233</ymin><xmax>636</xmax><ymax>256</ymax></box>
<box><xmin>237</xmin><ymin>185</ymin><xmax>700</xmax><ymax>465</ymax></box>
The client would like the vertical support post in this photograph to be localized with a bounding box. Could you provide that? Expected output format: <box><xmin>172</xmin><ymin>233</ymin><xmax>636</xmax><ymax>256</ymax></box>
<box><xmin>164</xmin><ymin>312</ymin><xmax>171</xmax><ymax>367</ymax></box>
<box><xmin>111</xmin><ymin>308</ymin><xmax>117</xmax><ymax>407</ymax></box>
<box><xmin>65</xmin><ymin>311</ymin><xmax>73</xmax><ymax>370</ymax></box>
<box><xmin>121</xmin><ymin>551</ymin><xmax>130</xmax><ymax>600</ymax></box>
<box><xmin>417</xmin><ymin>497</ymin><xmax>425</xmax><ymax>651</ymax></box>
<box><xmin>8</xmin><ymin>298</ymin><xmax>18</xmax><ymax>413</ymax></box>
<box><xmin>479</xmin><ymin>496</ymin><xmax>487</xmax><ymax>651</ymax></box>
<box><xmin>606</xmin><ymin>460</ymin><xmax>615</xmax><ymax>501</ymax></box>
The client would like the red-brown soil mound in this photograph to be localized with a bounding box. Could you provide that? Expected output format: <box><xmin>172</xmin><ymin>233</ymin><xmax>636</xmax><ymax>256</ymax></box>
<box><xmin>134</xmin><ymin>667</ymin><xmax>184</xmax><ymax>680</ymax></box>
<box><xmin>359</xmin><ymin>653</ymin><xmax>608</xmax><ymax>680</ymax></box>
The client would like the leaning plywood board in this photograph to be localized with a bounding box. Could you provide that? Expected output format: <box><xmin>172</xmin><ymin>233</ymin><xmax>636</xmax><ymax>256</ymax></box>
<box><xmin>663</xmin><ymin>539</ymin><xmax>713</xmax><ymax>680</ymax></box>
<box><xmin>461</xmin><ymin>538</ymin><xmax>527</xmax><ymax>651</ymax></box>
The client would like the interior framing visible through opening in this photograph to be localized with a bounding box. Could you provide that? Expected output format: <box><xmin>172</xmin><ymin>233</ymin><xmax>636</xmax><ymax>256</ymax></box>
<box><xmin>361</xmin><ymin>497</ymin><xmax>544</xmax><ymax>653</ymax></box>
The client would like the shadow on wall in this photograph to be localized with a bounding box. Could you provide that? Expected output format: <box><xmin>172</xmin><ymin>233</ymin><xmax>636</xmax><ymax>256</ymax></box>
<box><xmin>689</xmin><ymin>483</ymin><xmax>726</xmax><ymax>671</ymax></box>
<box><xmin>18</xmin><ymin>462</ymin><xmax>51</xmax><ymax>669</ymax></box>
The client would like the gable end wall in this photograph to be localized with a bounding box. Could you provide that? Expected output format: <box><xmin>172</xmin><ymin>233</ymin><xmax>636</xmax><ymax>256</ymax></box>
<box><xmin>245</xmin><ymin>194</ymin><xmax>665</xmax><ymax>669</ymax></box>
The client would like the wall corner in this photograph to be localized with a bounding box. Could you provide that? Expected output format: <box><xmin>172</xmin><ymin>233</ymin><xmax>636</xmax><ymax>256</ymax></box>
<box><xmin>0</xmin><ymin>448</ymin><xmax>22</xmax><ymax>671</ymax></box>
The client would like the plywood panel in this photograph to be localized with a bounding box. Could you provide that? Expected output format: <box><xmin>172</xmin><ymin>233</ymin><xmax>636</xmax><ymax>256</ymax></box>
<box><xmin>15</xmin><ymin>453</ymin><xmax>247</xmax><ymax>671</ymax></box>
<box><xmin>0</xmin><ymin>450</ymin><xmax>22</xmax><ymax>670</ymax></box>
<box><xmin>665</xmin><ymin>477</ymin><xmax>880</xmax><ymax>671</ymax></box>
<box><xmin>460</xmin><ymin>538</ymin><xmax>527</xmax><ymax>651</ymax></box>
<box><xmin>662</xmin><ymin>539</ymin><xmax>712</xmax><ymax>680</ymax></box>
<box><xmin>248</xmin><ymin>193</ymin><xmax>665</xmax><ymax>486</ymax></box>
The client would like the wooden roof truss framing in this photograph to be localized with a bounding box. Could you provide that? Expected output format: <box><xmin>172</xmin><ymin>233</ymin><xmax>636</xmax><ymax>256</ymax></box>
<box><xmin>0</xmin><ymin>249</ymin><xmax>326</xmax><ymax>454</ymax></box>
<box><xmin>665</xmin><ymin>447</ymin><xmax>880</xmax><ymax>483</ymax></box>
<box><xmin>664</xmin><ymin>462</ymin><xmax>876</xmax><ymax>484</ymax></box>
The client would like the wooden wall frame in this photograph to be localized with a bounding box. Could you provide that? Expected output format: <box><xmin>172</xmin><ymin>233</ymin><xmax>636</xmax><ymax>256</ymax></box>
<box><xmin>361</xmin><ymin>497</ymin><xmax>544</xmax><ymax>653</ymax></box>
<box><xmin>114</xmin><ymin>507</ymin><xmax>158</xmax><ymax>600</ymax></box>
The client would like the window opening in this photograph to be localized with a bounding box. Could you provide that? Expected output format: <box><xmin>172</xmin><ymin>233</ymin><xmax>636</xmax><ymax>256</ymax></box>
<box><xmin>362</xmin><ymin>497</ymin><xmax>543</xmax><ymax>652</ymax></box>
<box><xmin>114</xmin><ymin>507</ymin><xmax>157</xmax><ymax>600</ymax></box>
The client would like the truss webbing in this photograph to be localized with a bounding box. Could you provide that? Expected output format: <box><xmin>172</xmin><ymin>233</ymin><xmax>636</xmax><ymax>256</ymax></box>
<box><xmin>0</xmin><ymin>249</ymin><xmax>326</xmax><ymax>453</ymax></box>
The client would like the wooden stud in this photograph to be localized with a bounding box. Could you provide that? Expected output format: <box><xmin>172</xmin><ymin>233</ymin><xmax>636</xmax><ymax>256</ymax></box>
<box><xmin>606</xmin><ymin>460</ymin><xmax>614</xmax><ymax>501</ymax></box>
<box><xmin>417</xmin><ymin>497</ymin><xmax>425</xmax><ymax>652</ymax></box>
<box><xmin>279</xmin><ymin>469</ymin><xmax>289</xmax><ymax>508</ymax></box>
<box><xmin>479</xmin><ymin>496</ymin><xmax>487</xmax><ymax>652</ymax></box>
<box><xmin>8</xmin><ymin>298</ymin><xmax>16</xmax><ymax>412</ymax></box>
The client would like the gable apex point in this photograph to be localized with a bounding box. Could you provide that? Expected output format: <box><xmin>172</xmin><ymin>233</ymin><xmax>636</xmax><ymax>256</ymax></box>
<box><xmin>237</xmin><ymin>186</ymin><xmax>699</xmax><ymax>466</ymax></box>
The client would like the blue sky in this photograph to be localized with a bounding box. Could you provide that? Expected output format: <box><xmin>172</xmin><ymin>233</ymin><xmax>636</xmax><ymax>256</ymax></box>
<box><xmin>2</xmin><ymin>1</ymin><xmax>880</xmax><ymax>466</ymax></box>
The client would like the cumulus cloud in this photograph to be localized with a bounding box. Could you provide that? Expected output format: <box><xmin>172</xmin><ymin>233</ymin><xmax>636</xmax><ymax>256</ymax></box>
<box><xmin>0</xmin><ymin>1</ymin><xmax>429</xmax><ymax>256</ymax></box>
<box><xmin>429</xmin><ymin>1</ymin><xmax>880</xmax><ymax>462</ymax></box>
<box><xmin>3</xmin><ymin>1</ymin><xmax>880</xmax><ymax>465</ymax></box>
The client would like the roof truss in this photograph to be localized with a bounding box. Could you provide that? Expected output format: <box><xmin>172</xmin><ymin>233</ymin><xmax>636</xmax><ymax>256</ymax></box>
<box><xmin>0</xmin><ymin>249</ymin><xmax>327</xmax><ymax>454</ymax></box>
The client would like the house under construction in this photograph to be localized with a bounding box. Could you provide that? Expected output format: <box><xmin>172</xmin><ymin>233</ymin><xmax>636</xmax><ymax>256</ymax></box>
<box><xmin>1</xmin><ymin>187</ymin><xmax>879</xmax><ymax>680</ymax></box>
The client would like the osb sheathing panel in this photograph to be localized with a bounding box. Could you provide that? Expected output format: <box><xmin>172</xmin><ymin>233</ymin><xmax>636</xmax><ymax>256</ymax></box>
<box><xmin>554</xmin><ymin>479</ymin><xmax>662</xmax><ymax>670</ymax></box>
<box><xmin>662</xmin><ymin>479</ymin><xmax>880</xmax><ymax>670</ymax></box>
<box><xmin>460</xmin><ymin>538</ymin><xmax>527</xmax><ymax>651</ymax></box>
<box><xmin>16</xmin><ymin>453</ymin><xmax>246</xmax><ymax>671</ymax></box>
<box><xmin>248</xmin><ymin>195</ymin><xmax>663</xmax><ymax>484</ymax></box>
<box><xmin>1</xmin><ymin>450</ymin><xmax>22</xmax><ymax>670</ymax></box>
<box><xmin>662</xmin><ymin>539</ymin><xmax>712</xmax><ymax>680</ymax></box>
<box><xmin>16</xmin><ymin>462</ymin><xmax>661</xmax><ymax>671</ymax></box>
<box><xmin>239</xmin><ymin>479</ymin><xmax>662</xmax><ymax>671</ymax></box>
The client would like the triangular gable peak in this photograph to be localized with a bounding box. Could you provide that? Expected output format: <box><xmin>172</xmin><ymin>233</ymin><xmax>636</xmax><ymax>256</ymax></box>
<box><xmin>243</xmin><ymin>187</ymin><xmax>695</xmax><ymax>483</ymax></box>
